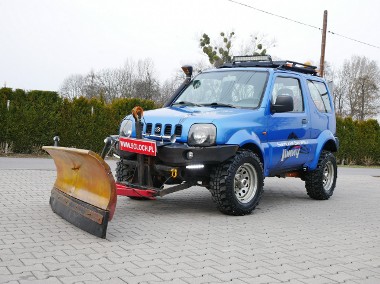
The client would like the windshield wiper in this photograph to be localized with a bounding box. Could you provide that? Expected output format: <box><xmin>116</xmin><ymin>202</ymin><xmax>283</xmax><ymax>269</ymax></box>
<box><xmin>201</xmin><ymin>102</ymin><xmax>236</xmax><ymax>108</ymax></box>
<box><xmin>172</xmin><ymin>101</ymin><xmax>202</xmax><ymax>107</ymax></box>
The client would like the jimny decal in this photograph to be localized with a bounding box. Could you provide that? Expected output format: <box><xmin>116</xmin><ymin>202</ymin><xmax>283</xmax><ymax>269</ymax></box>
<box><xmin>281</xmin><ymin>145</ymin><xmax>301</xmax><ymax>161</ymax></box>
<box><xmin>276</xmin><ymin>133</ymin><xmax>310</xmax><ymax>164</ymax></box>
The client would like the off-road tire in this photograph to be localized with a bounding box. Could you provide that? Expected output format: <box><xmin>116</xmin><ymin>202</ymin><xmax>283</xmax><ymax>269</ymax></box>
<box><xmin>116</xmin><ymin>160</ymin><xmax>134</xmax><ymax>183</ymax></box>
<box><xmin>210</xmin><ymin>150</ymin><xmax>264</xmax><ymax>215</ymax></box>
<box><xmin>305</xmin><ymin>151</ymin><xmax>337</xmax><ymax>200</ymax></box>
<box><xmin>116</xmin><ymin>160</ymin><xmax>148</xmax><ymax>200</ymax></box>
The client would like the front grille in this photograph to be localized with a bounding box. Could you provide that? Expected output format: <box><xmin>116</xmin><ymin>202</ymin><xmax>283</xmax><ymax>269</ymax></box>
<box><xmin>174</xmin><ymin>124</ymin><xmax>182</xmax><ymax>136</ymax></box>
<box><xmin>145</xmin><ymin>122</ymin><xmax>182</xmax><ymax>137</ymax></box>
<box><xmin>164</xmin><ymin>124</ymin><xmax>172</xmax><ymax>135</ymax></box>
<box><xmin>146</xmin><ymin>123</ymin><xmax>152</xmax><ymax>134</ymax></box>
<box><xmin>154</xmin><ymin>123</ymin><xmax>162</xmax><ymax>135</ymax></box>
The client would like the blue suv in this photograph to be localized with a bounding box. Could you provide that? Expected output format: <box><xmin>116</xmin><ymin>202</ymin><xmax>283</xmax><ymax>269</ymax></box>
<box><xmin>114</xmin><ymin>55</ymin><xmax>339</xmax><ymax>216</ymax></box>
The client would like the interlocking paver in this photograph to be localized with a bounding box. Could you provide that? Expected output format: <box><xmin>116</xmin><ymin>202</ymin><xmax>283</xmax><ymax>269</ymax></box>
<box><xmin>59</xmin><ymin>272</ymin><xmax>100</xmax><ymax>284</ymax></box>
<box><xmin>355</xmin><ymin>276</ymin><xmax>380</xmax><ymax>284</ymax></box>
<box><xmin>119</xmin><ymin>273</ymin><xmax>163</xmax><ymax>283</ymax></box>
<box><xmin>142</xmin><ymin>279</ymin><xmax>189</xmax><ymax>284</ymax></box>
<box><xmin>345</xmin><ymin>267</ymin><xmax>380</xmax><ymax>280</ymax></box>
<box><xmin>32</xmin><ymin>268</ymin><xmax>74</xmax><ymax>280</ymax></box>
<box><xmin>322</xmin><ymin>271</ymin><xmax>361</xmax><ymax>282</ymax></box>
<box><xmin>0</xmin><ymin>158</ymin><xmax>379</xmax><ymax>284</ymax></box>
<box><xmin>153</xmin><ymin>270</ymin><xmax>193</xmax><ymax>281</ymax></box>
<box><xmin>43</xmin><ymin>261</ymin><xmax>82</xmax><ymax>271</ymax></box>
<box><xmin>0</xmin><ymin>271</ymin><xmax>37</xmax><ymax>282</ymax></box>
<box><xmin>298</xmin><ymin>275</ymin><xmax>339</xmax><ymax>284</ymax></box>
<box><xmin>211</xmin><ymin>270</ymin><xmax>252</xmax><ymax>282</ymax></box>
<box><xmin>101</xmin><ymin>261</ymin><xmax>140</xmax><ymax>272</ymax></box>
<box><xmin>19</xmin><ymin>278</ymin><xmax>62</xmax><ymax>284</ymax></box>
<box><xmin>83</xmin><ymin>278</ymin><xmax>126</xmax><ymax>284</ymax></box>
<box><xmin>238</xmin><ymin>274</ymin><xmax>282</xmax><ymax>283</ymax></box>
<box><xmin>184</xmin><ymin>266</ymin><xmax>222</xmax><ymax>277</ymax></box>
<box><xmin>20</xmin><ymin>256</ymin><xmax>58</xmax><ymax>266</ymax></box>
<box><xmin>126</xmin><ymin>265</ymin><xmax>166</xmax><ymax>276</ymax></box>
<box><xmin>0</xmin><ymin>267</ymin><xmax>10</xmax><ymax>275</ymax></box>
<box><xmin>93</xmin><ymin>269</ymin><xmax>133</xmax><ymax>280</ymax></box>
<box><xmin>7</xmin><ymin>263</ymin><xmax>48</xmax><ymax>274</ymax></box>
<box><xmin>182</xmin><ymin>274</ymin><xmax>222</xmax><ymax>284</ymax></box>
<box><xmin>267</xmin><ymin>270</ymin><xmax>306</xmax><ymax>282</ymax></box>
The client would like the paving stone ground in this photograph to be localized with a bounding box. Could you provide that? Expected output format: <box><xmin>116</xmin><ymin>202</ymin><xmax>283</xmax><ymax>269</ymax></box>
<box><xmin>0</xmin><ymin>157</ymin><xmax>379</xmax><ymax>284</ymax></box>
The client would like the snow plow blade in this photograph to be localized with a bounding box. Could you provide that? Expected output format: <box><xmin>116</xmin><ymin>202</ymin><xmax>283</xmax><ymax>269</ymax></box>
<box><xmin>43</xmin><ymin>146</ymin><xmax>117</xmax><ymax>238</ymax></box>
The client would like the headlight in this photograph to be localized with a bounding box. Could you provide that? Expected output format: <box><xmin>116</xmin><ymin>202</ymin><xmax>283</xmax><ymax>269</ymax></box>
<box><xmin>120</xmin><ymin>119</ymin><xmax>133</xmax><ymax>137</ymax></box>
<box><xmin>188</xmin><ymin>124</ymin><xmax>216</xmax><ymax>146</ymax></box>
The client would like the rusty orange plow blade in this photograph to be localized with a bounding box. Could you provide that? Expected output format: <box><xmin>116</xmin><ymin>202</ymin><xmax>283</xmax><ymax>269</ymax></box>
<box><xmin>43</xmin><ymin>146</ymin><xmax>117</xmax><ymax>238</ymax></box>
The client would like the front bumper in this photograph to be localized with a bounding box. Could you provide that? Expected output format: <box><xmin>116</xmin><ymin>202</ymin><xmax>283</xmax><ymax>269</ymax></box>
<box><xmin>117</xmin><ymin>141</ymin><xmax>239</xmax><ymax>166</ymax></box>
<box><xmin>157</xmin><ymin>143</ymin><xmax>239</xmax><ymax>166</ymax></box>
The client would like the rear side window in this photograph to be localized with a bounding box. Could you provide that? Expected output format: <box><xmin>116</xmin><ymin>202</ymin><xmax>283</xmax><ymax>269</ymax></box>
<box><xmin>307</xmin><ymin>80</ymin><xmax>332</xmax><ymax>113</ymax></box>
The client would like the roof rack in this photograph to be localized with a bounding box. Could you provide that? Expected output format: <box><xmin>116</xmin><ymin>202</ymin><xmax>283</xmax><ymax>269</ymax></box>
<box><xmin>275</xmin><ymin>60</ymin><xmax>317</xmax><ymax>75</ymax></box>
<box><xmin>219</xmin><ymin>55</ymin><xmax>318</xmax><ymax>75</ymax></box>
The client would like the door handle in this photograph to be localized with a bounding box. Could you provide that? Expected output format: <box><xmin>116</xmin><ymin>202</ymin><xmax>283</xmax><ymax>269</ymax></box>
<box><xmin>302</xmin><ymin>119</ymin><xmax>308</xmax><ymax>124</ymax></box>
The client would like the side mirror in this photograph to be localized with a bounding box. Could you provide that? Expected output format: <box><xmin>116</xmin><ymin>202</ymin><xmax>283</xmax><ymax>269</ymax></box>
<box><xmin>271</xmin><ymin>94</ymin><xmax>294</xmax><ymax>113</ymax></box>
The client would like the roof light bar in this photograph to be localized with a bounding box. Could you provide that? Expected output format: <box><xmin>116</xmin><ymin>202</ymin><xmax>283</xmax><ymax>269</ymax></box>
<box><xmin>232</xmin><ymin>55</ymin><xmax>273</xmax><ymax>64</ymax></box>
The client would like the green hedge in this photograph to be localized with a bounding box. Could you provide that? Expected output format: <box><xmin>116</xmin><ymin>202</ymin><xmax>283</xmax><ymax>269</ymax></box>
<box><xmin>0</xmin><ymin>88</ymin><xmax>156</xmax><ymax>154</ymax></box>
<box><xmin>336</xmin><ymin>117</ymin><xmax>380</xmax><ymax>165</ymax></box>
<box><xmin>1</xmin><ymin>88</ymin><xmax>379</xmax><ymax>165</ymax></box>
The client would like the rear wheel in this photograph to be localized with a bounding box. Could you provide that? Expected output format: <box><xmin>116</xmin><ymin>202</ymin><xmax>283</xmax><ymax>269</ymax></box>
<box><xmin>210</xmin><ymin>151</ymin><xmax>264</xmax><ymax>215</ymax></box>
<box><xmin>305</xmin><ymin>151</ymin><xmax>337</xmax><ymax>200</ymax></box>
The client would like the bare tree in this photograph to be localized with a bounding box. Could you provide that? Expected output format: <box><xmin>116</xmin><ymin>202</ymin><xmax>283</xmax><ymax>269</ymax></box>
<box><xmin>134</xmin><ymin>58</ymin><xmax>160</xmax><ymax>100</ymax></box>
<box><xmin>337</xmin><ymin>56</ymin><xmax>380</xmax><ymax>120</ymax></box>
<box><xmin>95</xmin><ymin>68</ymin><xmax>131</xmax><ymax>102</ymax></box>
<box><xmin>82</xmin><ymin>70</ymin><xmax>101</xmax><ymax>100</ymax></box>
<box><xmin>59</xmin><ymin>58</ymin><xmax>161</xmax><ymax>103</ymax></box>
<box><xmin>121</xmin><ymin>59</ymin><xmax>137</xmax><ymax>98</ymax></box>
<box><xmin>59</xmin><ymin>74</ymin><xmax>85</xmax><ymax>99</ymax></box>
<box><xmin>239</xmin><ymin>32</ymin><xmax>276</xmax><ymax>56</ymax></box>
<box><xmin>333</xmin><ymin>74</ymin><xmax>346</xmax><ymax>117</ymax></box>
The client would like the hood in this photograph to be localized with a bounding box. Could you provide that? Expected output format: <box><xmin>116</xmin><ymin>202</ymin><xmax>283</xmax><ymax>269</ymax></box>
<box><xmin>143</xmin><ymin>106</ymin><xmax>255</xmax><ymax>124</ymax></box>
<box><xmin>122</xmin><ymin>105</ymin><xmax>264</xmax><ymax>144</ymax></box>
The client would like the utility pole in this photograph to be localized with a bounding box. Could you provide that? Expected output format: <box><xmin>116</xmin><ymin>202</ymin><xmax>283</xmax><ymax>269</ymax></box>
<box><xmin>319</xmin><ymin>10</ymin><xmax>328</xmax><ymax>77</ymax></box>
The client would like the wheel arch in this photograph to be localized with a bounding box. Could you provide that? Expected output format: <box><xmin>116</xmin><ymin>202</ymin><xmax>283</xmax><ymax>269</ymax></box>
<box><xmin>239</xmin><ymin>142</ymin><xmax>264</xmax><ymax>165</ymax></box>
<box><xmin>323</xmin><ymin>139</ymin><xmax>338</xmax><ymax>152</ymax></box>
<box><xmin>225</xmin><ymin>129</ymin><xmax>265</xmax><ymax>165</ymax></box>
<box><xmin>307</xmin><ymin>131</ymin><xmax>339</xmax><ymax>170</ymax></box>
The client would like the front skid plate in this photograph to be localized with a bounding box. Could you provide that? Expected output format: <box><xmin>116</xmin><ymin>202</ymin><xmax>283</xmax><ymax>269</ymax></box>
<box><xmin>50</xmin><ymin>187</ymin><xmax>110</xmax><ymax>238</ymax></box>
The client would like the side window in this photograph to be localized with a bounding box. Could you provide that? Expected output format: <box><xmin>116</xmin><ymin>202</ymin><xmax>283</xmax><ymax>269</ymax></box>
<box><xmin>307</xmin><ymin>80</ymin><xmax>332</xmax><ymax>113</ymax></box>
<box><xmin>271</xmin><ymin>77</ymin><xmax>304</xmax><ymax>112</ymax></box>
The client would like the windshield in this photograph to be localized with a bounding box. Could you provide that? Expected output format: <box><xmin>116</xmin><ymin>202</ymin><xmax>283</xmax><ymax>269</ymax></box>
<box><xmin>173</xmin><ymin>71</ymin><xmax>268</xmax><ymax>108</ymax></box>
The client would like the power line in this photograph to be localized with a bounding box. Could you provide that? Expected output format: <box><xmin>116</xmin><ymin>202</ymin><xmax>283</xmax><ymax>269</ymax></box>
<box><xmin>227</xmin><ymin>0</ymin><xmax>380</xmax><ymax>49</ymax></box>
<box><xmin>327</xmin><ymin>31</ymin><xmax>380</xmax><ymax>49</ymax></box>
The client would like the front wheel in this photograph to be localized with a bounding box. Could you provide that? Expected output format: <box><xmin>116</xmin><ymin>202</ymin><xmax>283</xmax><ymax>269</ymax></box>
<box><xmin>304</xmin><ymin>151</ymin><xmax>337</xmax><ymax>200</ymax></box>
<box><xmin>116</xmin><ymin>160</ymin><xmax>149</xmax><ymax>200</ymax></box>
<box><xmin>210</xmin><ymin>151</ymin><xmax>264</xmax><ymax>215</ymax></box>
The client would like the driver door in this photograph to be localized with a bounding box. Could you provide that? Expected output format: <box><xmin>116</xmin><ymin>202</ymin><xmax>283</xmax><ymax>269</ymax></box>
<box><xmin>266</xmin><ymin>75</ymin><xmax>311</xmax><ymax>175</ymax></box>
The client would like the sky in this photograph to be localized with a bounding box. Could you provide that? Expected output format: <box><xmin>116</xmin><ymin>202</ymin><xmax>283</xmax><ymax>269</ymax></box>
<box><xmin>1</xmin><ymin>0</ymin><xmax>380</xmax><ymax>92</ymax></box>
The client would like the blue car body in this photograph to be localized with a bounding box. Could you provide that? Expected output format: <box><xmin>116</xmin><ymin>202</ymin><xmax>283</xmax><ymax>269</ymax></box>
<box><xmin>119</xmin><ymin>67</ymin><xmax>338</xmax><ymax>178</ymax></box>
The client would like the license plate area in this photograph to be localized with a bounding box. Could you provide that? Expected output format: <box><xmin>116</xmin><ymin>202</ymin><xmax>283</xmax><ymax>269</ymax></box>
<box><xmin>119</xmin><ymin>137</ymin><xmax>157</xmax><ymax>156</ymax></box>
